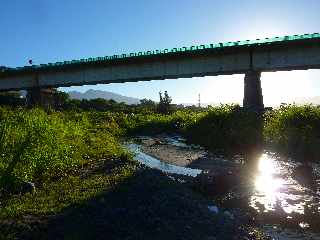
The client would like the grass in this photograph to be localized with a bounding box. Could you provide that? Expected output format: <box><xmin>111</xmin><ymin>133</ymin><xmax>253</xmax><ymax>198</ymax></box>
<box><xmin>117</xmin><ymin>104</ymin><xmax>320</xmax><ymax>162</ymax></box>
<box><xmin>0</xmin><ymin>159</ymin><xmax>136</xmax><ymax>219</ymax></box>
<box><xmin>264</xmin><ymin>104</ymin><xmax>320</xmax><ymax>162</ymax></box>
<box><xmin>0</xmin><ymin>104</ymin><xmax>316</xmax><ymax>193</ymax></box>
<box><xmin>0</xmin><ymin>107</ymin><xmax>137</xmax><ymax>238</ymax></box>
<box><xmin>0</xmin><ymin>107</ymin><xmax>127</xmax><ymax>192</ymax></box>
<box><xmin>115</xmin><ymin>105</ymin><xmax>263</xmax><ymax>156</ymax></box>
<box><xmin>0</xmin><ymin>104</ymin><xmax>318</xmax><ymax>239</ymax></box>
<box><xmin>0</xmin><ymin>106</ymin><xmax>271</xmax><ymax>239</ymax></box>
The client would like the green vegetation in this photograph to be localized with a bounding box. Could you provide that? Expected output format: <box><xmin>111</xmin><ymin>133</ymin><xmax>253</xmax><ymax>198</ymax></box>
<box><xmin>184</xmin><ymin>105</ymin><xmax>262</xmax><ymax>154</ymax></box>
<box><xmin>115</xmin><ymin>105</ymin><xmax>262</xmax><ymax>156</ymax></box>
<box><xmin>0</xmin><ymin>107</ymin><xmax>127</xmax><ymax>192</ymax></box>
<box><xmin>158</xmin><ymin>90</ymin><xmax>172</xmax><ymax>114</ymax></box>
<box><xmin>0</xmin><ymin>98</ymin><xmax>319</xmax><ymax>239</ymax></box>
<box><xmin>264</xmin><ymin>104</ymin><xmax>320</xmax><ymax>162</ymax></box>
<box><xmin>0</xmin><ymin>102</ymin><xmax>317</xmax><ymax>196</ymax></box>
<box><xmin>118</xmin><ymin>103</ymin><xmax>320</xmax><ymax>162</ymax></box>
<box><xmin>0</xmin><ymin>106</ymin><xmax>267</xmax><ymax>239</ymax></box>
<box><xmin>0</xmin><ymin>91</ymin><xmax>24</xmax><ymax>106</ymax></box>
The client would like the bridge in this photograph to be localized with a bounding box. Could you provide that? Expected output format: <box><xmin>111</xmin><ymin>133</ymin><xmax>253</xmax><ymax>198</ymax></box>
<box><xmin>1</xmin><ymin>33</ymin><xmax>320</xmax><ymax>110</ymax></box>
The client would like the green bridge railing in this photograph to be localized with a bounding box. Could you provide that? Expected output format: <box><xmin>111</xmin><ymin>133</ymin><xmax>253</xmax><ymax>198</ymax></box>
<box><xmin>1</xmin><ymin>33</ymin><xmax>319</xmax><ymax>75</ymax></box>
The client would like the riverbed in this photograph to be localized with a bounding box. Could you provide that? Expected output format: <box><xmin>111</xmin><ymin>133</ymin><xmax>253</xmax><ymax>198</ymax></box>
<box><xmin>126</xmin><ymin>134</ymin><xmax>320</xmax><ymax>239</ymax></box>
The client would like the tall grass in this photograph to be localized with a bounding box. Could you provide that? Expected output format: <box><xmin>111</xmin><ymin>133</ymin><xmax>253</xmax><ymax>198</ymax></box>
<box><xmin>0</xmin><ymin>107</ymin><xmax>126</xmax><ymax>190</ymax></box>
<box><xmin>114</xmin><ymin>104</ymin><xmax>320</xmax><ymax>162</ymax></box>
<box><xmin>114</xmin><ymin>105</ymin><xmax>262</xmax><ymax>155</ymax></box>
<box><xmin>184</xmin><ymin>105</ymin><xmax>263</xmax><ymax>154</ymax></box>
<box><xmin>1</xmin><ymin>103</ymin><xmax>319</xmax><ymax>191</ymax></box>
<box><xmin>264</xmin><ymin>104</ymin><xmax>320</xmax><ymax>162</ymax></box>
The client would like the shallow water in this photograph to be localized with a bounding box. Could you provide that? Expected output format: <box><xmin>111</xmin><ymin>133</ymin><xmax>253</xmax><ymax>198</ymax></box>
<box><xmin>126</xmin><ymin>135</ymin><xmax>320</xmax><ymax>237</ymax></box>
<box><xmin>250</xmin><ymin>153</ymin><xmax>320</xmax><ymax>217</ymax></box>
<box><xmin>126</xmin><ymin>143</ymin><xmax>202</xmax><ymax>177</ymax></box>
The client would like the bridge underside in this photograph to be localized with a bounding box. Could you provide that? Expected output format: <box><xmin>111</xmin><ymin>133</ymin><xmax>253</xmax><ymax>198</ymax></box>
<box><xmin>25</xmin><ymin>72</ymin><xmax>264</xmax><ymax>111</ymax></box>
<box><xmin>1</xmin><ymin>36</ymin><xmax>320</xmax><ymax>109</ymax></box>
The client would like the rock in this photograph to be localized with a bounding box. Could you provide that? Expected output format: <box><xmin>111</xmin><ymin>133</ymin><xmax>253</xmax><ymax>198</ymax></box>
<box><xmin>194</xmin><ymin>168</ymin><xmax>240</xmax><ymax>195</ymax></box>
<box><xmin>208</xmin><ymin>205</ymin><xmax>219</xmax><ymax>214</ymax></box>
<box><xmin>20</xmin><ymin>181</ymin><xmax>36</xmax><ymax>194</ymax></box>
<box><xmin>154</xmin><ymin>139</ymin><xmax>163</xmax><ymax>144</ymax></box>
<box><xmin>223</xmin><ymin>211</ymin><xmax>235</xmax><ymax>220</ymax></box>
<box><xmin>292</xmin><ymin>164</ymin><xmax>315</xmax><ymax>186</ymax></box>
<box><xmin>206</xmin><ymin>237</ymin><xmax>217</xmax><ymax>240</ymax></box>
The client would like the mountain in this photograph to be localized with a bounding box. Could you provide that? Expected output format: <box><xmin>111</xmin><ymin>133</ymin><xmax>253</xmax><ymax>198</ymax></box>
<box><xmin>291</xmin><ymin>96</ymin><xmax>320</xmax><ymax>105</ymax></box>
<box><xmin>67</xmin><ymin>89</ymin><xmax>140</xmax><ymax>105</ymax></box>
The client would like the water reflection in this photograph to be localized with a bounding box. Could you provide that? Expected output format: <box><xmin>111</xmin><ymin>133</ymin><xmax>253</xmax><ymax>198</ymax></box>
<box><xmin>255</xmin><ymin>154</ymin><xmax>284</xmax><ymax>194</ymax></box>
<box><xmin>250</xmin><ymin>153</ymin><xmax>320</xmax><ymax>215</ymax></box>
<box><xmin>126</xmin><ymin>143</ymin><xmax>202</xmax><ymax>177</ymax></box>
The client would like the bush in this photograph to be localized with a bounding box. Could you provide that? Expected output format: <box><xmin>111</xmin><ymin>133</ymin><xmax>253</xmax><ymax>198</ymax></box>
<box><xmin>184</xmin><ymin>105</ymin><xmax>262</xmax><ymax>154</ymax></box>
<box><xmin>0</xmin><ymin>107</ymin><xmax>126</xmax><ymax>190</ymax></box>
<box><xmin>264</xmin><ymin>104</ymin><xmax>320</xmax><ymax>162</ymax></box>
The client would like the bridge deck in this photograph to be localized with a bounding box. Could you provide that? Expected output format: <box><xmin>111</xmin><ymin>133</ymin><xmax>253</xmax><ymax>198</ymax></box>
<box><xmin>1</xmin><ymin>33</ymin><xmax>319</xmax><ymax>77</ymax></box>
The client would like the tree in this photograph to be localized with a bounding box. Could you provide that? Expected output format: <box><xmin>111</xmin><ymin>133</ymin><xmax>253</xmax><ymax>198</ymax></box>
<box><xmin>158</xmin><ymin>91</ymin><xmax>172</xmax><ymax>114</ymax></box>
<box><xmin>53</xmin><ymin>91</ymin><xmax>70</xmax><ymax>109</ymax></box>
<box><xmin>138</xmin><ymin>98</ymin><xmax>156</xmax><ymax>112</ymax></box>
<box><xmin>140</xmin><ymin>98</ymin><xmax>155</xmax><ymax>106</ymax></box>
<box><xmin>0</xmin><ymin>91</ymin><xmax>25</xmax><ymax>106</ymax></box>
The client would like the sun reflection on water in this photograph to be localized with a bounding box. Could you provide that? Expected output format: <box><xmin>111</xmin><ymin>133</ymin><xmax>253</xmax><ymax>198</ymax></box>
<box><xmin>250</xmin><ymin>153</ymin><xmax>308</xmax><ymax>215</ymax></box>
<box><xmin>255</xmin><ymin>154</ymin><xmax>284</xmax><ymax>194</ymax></box>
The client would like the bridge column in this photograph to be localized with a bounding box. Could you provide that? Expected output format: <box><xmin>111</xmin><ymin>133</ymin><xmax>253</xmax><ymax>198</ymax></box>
<box><xmin>243</xmin><ymin>71</ymin><xmax>264</xmax><ymax>112</ymax></box>
<box><xmin>26</xmin><ymin>88</ymin><xmax>56</xmax><ymax>107</ymax></box>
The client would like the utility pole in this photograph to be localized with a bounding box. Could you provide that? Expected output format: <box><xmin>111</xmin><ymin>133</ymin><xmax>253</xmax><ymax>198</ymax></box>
<box><xmin>198</xmin><ymin>93</ymin><xmax>201</xmax><ymax>108</ymax></box>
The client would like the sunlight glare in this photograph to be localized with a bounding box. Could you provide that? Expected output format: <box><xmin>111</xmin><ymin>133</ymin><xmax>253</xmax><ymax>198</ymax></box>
<box><xmin>255</xmin><ymin>154</ymin><xmax>283</xmax><ymax>194</ymax></box>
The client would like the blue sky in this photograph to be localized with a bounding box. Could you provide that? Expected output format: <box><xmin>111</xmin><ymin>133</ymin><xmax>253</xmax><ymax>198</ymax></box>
<box><xmin>1</xmin><ymin>0</ymin><xmax>319</xmax><ymax>105</ymax></box>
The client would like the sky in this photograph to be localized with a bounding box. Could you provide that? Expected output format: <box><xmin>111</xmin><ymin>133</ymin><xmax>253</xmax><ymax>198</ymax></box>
<box><xmin>1</xmin><ymin>0</ymin><xmax>319</xmax><ymax>106</ymax></box>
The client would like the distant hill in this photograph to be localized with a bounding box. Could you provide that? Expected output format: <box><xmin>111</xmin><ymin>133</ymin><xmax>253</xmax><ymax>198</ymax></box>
<box><xmin>181</xmin><ymin>102</ymin><xmax>220</xmax><ymax>107</ymax></box>
<box><xmin>67</xmin><ymin>89</ymin><xmax>140</xmax><ymax>105</ymax></box>
<box><xmin>291</xmin><ymin>96</ymin><xmax>320</xmax><ymax>105</ymax></box>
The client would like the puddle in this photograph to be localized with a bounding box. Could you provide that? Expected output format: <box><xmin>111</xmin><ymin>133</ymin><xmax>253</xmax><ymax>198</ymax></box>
<box><xmin>126</xmin><ymin>143</ymin><xmax>202</xmax><ymax>177</ymax></box>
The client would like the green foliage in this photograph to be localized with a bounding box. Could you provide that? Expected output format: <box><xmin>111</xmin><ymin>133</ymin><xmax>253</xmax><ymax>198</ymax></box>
<box><xmin>0</xmin><ymin>107</ymin><xmax>126</xmax><ymax>190</ymax></box>
<box><xmin>0</xmin><ymin>160</ymin><xmax>137</xmax><ymax>219</ymax></box>
<box><xmin>264</xmin><ymin>104</ymin><xmax>320</xmax><ymax>162</ymax></box>
<box><xmin>184</xmin><ymin>105</ymin><xmax>262</xmax><ymax>154</ymax></box>
<box><xmin>137</xmin><ymin>98</ymin><xmax>157</xmax><ymax>113</ymax></box>
<box><xmin>158</xmin><ymin>91</ymin><xmax>172</xmax><ymax>114</ymax></box>
<box><xmin>117</xmin><ymin>104</ymin><xmax>320</xmax><ymax>162</ymax></box>
<box><xmin>1</xmin><ymin>102</ymin><xmax>319</xmax><ymax>194</ymax></box>
<box><xmin>53</xmin><ymin>91</ymin><xmax>70</xmax><ymax>109</ymax></box>
<box><xmin>115</xmin><ymin>105</ymin><xmax>262</xmax><ymax>155</ymax></box>
<box><xmin>0</xmin><ymin>91</ymin><xmax>25</xmax><ymax>107</ymax></box>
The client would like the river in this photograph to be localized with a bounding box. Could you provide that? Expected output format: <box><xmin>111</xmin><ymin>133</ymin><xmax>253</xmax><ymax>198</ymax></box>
<box><xmin>126</xmin><ymin>135</ymin><xmax>320</xmax><ymax>239</ymax></box>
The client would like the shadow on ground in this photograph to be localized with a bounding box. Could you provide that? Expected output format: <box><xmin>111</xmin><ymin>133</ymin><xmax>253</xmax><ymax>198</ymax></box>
<box><xmin>0</xmin><ymin>167</ymin><xmax>253</xmax><ymax>240</ymax></box>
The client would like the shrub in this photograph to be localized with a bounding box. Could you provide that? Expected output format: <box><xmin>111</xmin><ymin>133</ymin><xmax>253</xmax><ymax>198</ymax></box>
<box><xmin>264</xmin><ymin>104</ymin><xmax>320</xmax><ymax>162</ymax></box>
<box><xmin>0</xmin><ymin>107</ymin><xmax>126</xmax><ymax>190</ymax></box>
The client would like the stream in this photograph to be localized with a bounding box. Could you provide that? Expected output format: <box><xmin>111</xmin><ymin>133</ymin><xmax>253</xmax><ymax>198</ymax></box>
<box><xmin>126</xmin><ymin>135</ymin><xmax>320</xmax><ymax>239</ymax></box>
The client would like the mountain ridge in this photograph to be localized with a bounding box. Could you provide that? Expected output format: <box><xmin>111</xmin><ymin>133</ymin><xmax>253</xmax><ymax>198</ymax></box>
<box><xmin>65</xmin><ymin>89</ymin><xmax>320</xmax><ymax>106</ymax></box>
<box><xmin>67</xmin><ymin>89</ymin><xmax>140</xmax><ymax>105</ymax></box>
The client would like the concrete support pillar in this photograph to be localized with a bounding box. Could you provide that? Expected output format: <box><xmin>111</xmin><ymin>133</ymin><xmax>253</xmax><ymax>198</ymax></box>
<box><xmin>243</xmin><ymin>71</ymin><xmax>264</xmax><ymax>112</ymax></box>
<box><xmin>26</xmin><ymin>88</ymin><xmax>56</xmax><ymax>107</ymax></box>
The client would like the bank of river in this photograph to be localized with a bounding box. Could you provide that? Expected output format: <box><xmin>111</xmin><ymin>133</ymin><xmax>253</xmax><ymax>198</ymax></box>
<box><xmin>126</xmin><ymin>134</ymin><xmax>320</xmax><ymax>240</ymax></box>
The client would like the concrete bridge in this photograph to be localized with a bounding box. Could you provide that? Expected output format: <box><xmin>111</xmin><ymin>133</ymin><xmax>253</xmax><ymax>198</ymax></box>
<box><xmin>1</xmin><ymin>33</ymin><xmax>320</xmax><ymax>110</ymax></box>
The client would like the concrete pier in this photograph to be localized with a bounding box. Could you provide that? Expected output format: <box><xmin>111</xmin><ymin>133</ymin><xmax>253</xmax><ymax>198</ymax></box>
<box><xmin>26</xmin><ymin>88</ymin><xmax>57</xmax><ymax>107</ymax></box>
<box><xmin>243</xmin><ymin>71</ymin><xmax>264</xmax><ymax>112</ymax></box>
<box><xmin>1</xmin><ymin>34</ymin><xmax>320</xmax><ymax>92</ymax></box>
